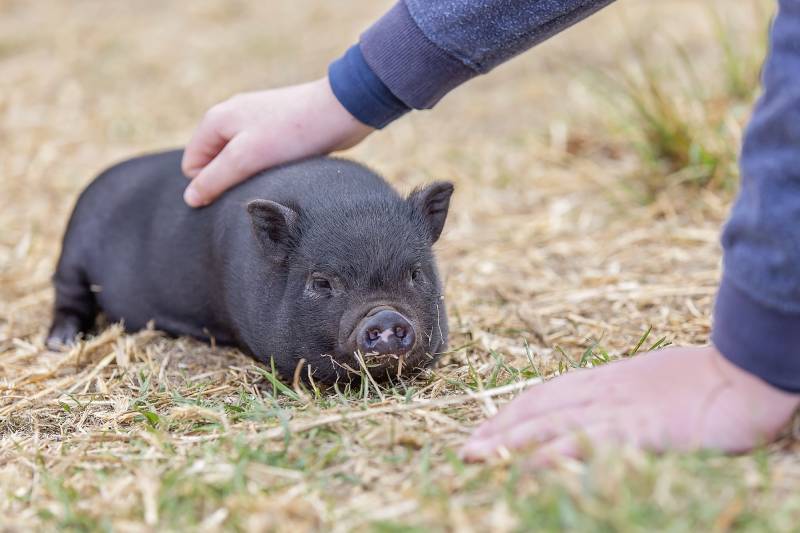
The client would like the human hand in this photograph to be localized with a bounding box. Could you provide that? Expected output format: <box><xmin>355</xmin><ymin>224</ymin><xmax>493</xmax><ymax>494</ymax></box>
<box><xmin>461</xmin><ymin>346</ymin><xmax>800</xmax><ymax>466</ymax></box>
<box><xmin>182</xmin><ymin>77</ymin><xmax>373</xmax><ymax>207</ymax></box>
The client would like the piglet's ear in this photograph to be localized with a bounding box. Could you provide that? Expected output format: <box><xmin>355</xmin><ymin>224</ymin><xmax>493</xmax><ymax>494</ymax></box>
<box><xmin>408</xmin><ymin>181</ymin><xmax>454</xmax><ymax>243</ymax></box>
<box><xmin>247</xmin><ymin>200</ymin><xmax>298</xmax><ymax>250</ymax></box>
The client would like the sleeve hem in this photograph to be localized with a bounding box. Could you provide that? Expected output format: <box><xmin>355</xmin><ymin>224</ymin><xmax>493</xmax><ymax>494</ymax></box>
<box><xmin>712</xmin><ymin>275</ymin><xmax>800</xmax><ymax>393</ymax></box>
<box><xmin>328</xmin><ymin>44</ymin><xmax>410</xmax><ymax>130</ymax></box>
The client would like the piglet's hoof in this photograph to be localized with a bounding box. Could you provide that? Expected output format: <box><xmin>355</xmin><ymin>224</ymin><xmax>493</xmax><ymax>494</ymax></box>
<box><xmin>46</xmin><ymin>314</ymin><xmax>83</xmax><ymax>351</ymax></box>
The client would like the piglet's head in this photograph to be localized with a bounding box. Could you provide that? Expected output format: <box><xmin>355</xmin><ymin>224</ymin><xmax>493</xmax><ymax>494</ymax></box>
<box><xmin>246</xmin><ymin>181</ymin><xmax>454</xmax><ymax>384</ymax></box>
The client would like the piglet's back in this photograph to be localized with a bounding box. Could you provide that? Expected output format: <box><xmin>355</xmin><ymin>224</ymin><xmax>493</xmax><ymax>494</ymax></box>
<box><xmin>59</xmin><ymin>150</ymin><xmax>395</xmax><ymax>340</ymax></box>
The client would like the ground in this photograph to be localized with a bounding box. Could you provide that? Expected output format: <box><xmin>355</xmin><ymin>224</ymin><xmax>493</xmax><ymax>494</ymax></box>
<box><xmin>1</xmin><ymin>0</ymin><xmax>798</xmax><ymax>531</ymax></box>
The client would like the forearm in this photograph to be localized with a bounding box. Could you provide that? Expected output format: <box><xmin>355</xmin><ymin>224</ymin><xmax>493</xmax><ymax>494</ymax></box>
<box><xmin>712</xmin><ymin>0</ymin><xmax>800</xmax><ymax>392</ymax></box>
<box><xmin>329</xmin><ymin>0</ymin><xmax>615</xmax><ymax>128</ymax></box>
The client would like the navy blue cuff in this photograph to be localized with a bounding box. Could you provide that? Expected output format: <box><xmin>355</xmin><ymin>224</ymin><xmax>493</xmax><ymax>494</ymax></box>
<box><xmin>712</xmin><ymin>276</ymin><xmax>800</xmax><ymax>393</ymax></box>
<box><xmin>328</xmin><ymin>44</ymin><xmax>410</xmax><ymax>129</ymax></box>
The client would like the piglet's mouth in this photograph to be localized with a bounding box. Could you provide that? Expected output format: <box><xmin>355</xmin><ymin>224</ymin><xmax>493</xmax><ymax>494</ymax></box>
<box><xmin>326</xmin><ymin>348</ymin><xmax>435</xmax><ymax>381</ymax></box>
<box><xmin>359</xmin><ymin>350</ymin><xmax>412</xmax><ymax>377</ymax></box>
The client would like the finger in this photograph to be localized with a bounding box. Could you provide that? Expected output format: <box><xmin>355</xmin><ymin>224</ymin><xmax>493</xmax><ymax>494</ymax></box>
<box><xmin>183</xmin><ymin>133</ymin><xmax>265</xmax><ymax>207</ymax></box>
<box><xmin>526</xmin><ymin>422</ymin><xmax>615</xmax><ymax>469</ymax></box>
<box><xmin>182</xmin><ymin>106</ymin><xmax>235</xmax><ymax>178</ymax></box>
<box><xmin>461</xmin><ymin>404</ymin><xmax>614</xmax><ymax>461</ymax></box>
<box><xmin>470</xmin><ymin>367</ymin><xmax>599</xmax><ymax>441</ymax></box>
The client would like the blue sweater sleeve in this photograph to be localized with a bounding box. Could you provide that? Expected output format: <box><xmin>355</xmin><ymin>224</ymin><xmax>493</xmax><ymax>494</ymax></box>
<box><xmin>329</xmin><ymin>0</ymin><xmax>614</xmax><ymax>128</ymax></box>
<box><xmin>712</xmin><ymin>0</ymin><xmax>800</xmax><ymax>392</ymax></box>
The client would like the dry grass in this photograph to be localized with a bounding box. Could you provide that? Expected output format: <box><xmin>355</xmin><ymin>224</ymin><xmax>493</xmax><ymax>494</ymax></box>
<box><xmin>1</xmin><ymin>0</ymin><xmax>799</xmax><ymax>531</ymax></box>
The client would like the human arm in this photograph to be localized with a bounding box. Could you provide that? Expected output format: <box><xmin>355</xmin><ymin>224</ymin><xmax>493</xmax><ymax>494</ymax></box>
<box><xmin>711</xmin><ymin>0</ymin><xmax>800</xmax><ymax>393</ymax></box>
<box><xmin>463</xmin><ymin>0</ymin><xmax>800</xmax><ymax>463</ymax></box>
<box><xmin>183</xmin><ymin>0</ymin><xmax>616</xmax><ymax>206</ymax></box>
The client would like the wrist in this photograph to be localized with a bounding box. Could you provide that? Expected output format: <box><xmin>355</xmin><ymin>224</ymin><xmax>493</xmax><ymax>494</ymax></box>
<box><xmin>712</xmin><ymin>276</ymin><xmax>800</xmax><ymax>393</ymax></box>
<box><xmin>710</xmin><ymin>345</ymin><xmax>800</xmax><ymax>406</ymax></box>
<box><xmin>314</xmin><ymin>76</ymin><xmax>374</xmax><ymax>149</ymax></box>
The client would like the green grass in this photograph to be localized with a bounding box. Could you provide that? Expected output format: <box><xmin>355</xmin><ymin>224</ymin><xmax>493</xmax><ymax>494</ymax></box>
<box><xmin>592</xmin><ymin>2</ymin><xmax>770</xmax><ymax>202</ymax></box>
<box><xmin>21</xmin><ymin>329</ymin><xmax>798</xmax><ymax>532</ymax></box>
<box><xmin>28</xmin><ymin>427</ymin><xmax>800</xmax><ymax>531</ymax></box>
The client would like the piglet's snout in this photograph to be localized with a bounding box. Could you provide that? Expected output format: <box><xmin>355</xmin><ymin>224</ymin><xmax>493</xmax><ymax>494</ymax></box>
<box><xmin>357</xmin><ymin>309</ymin><xmax>416</xmax><ymax>356</ymax></box>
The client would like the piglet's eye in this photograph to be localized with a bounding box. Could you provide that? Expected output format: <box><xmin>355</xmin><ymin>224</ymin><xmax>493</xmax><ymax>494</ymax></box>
<box><xmin>411</xmin><ymin>268</ymin><xmax>423</xmax><ymax>282</ymax></box>
<box><xmin>312</xmin><ymin>277</ymin><xmax>332</xmax><ymax>291</ymax></box>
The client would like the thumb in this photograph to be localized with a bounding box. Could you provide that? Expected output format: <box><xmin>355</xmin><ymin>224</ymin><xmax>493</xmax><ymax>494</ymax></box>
<box><xmin>182</xmin><ymin>106</ymin><xmax>233</xmax><ymax>178</ymax></box>
<box><xmin>183</xmin><ymin>133</ymin><xmax>267</xmax><ymax>207</ymax></box>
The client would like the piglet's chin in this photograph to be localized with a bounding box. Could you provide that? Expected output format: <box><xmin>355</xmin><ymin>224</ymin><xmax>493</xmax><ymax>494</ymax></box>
<box><xmin>318</xmin><ymin>347</ymin><xmax>433</xmax><ymax>382</ymax></box>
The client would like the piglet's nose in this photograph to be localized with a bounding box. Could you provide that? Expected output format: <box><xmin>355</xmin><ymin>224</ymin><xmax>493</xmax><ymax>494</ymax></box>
<box><xmin>357</xmin><ymin>310</ymin><xmax>416</xmax><ymax>356</ymax></box>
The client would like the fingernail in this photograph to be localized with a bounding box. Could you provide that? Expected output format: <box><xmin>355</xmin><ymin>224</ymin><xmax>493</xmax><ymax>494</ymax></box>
<box><xmin>184</xmin><ymin>187</ymin><xmax>204</xmax><ymax>207</ymax></box>
<box><xmin>460</xmin><ymin>438</ymin><xmax>490</xmax><ymax>459</ymax></box>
